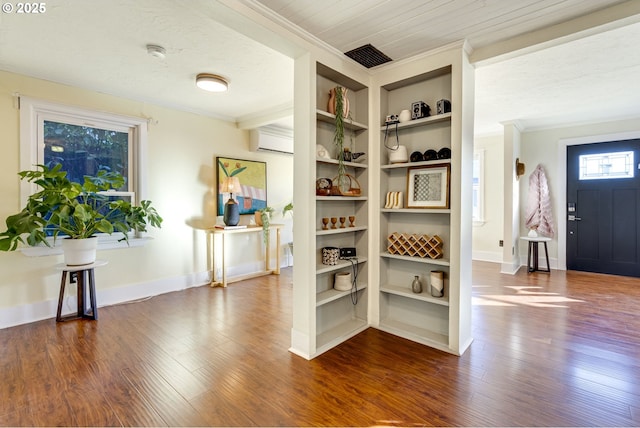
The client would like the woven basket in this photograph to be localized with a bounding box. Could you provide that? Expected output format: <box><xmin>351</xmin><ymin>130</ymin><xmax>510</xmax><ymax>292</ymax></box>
<box><xmin>331</xmin><ymin>174</ymin><xmax>361</xmax><ymax>197</ymax></box>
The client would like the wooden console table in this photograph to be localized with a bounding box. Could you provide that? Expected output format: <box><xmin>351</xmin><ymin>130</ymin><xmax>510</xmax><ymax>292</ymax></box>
<box><xmin>206</xmin><ymin>224</ymin><xmax>282</xmax><ymax>287</ymax></box>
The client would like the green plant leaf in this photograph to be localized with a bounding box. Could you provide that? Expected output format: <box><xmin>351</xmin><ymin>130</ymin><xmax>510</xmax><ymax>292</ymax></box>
<box><xmin>230</xmin><ymin>166</ymin><xmax>247</xmax><ymax>176</ymax></box>
<box><xmin>0</xmin><ymin>164</ymin><xmax>163</xmax><ymax>251</ymax></box>
<box><xmin>218</xmin><ymin>159</ymin><xmax>230</xmax><ymax>177</ymax></box>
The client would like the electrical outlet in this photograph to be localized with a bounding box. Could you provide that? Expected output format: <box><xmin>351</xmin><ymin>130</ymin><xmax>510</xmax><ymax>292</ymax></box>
<box><xmin>70</xmin><ymin>272</ymin><xmax>78</xmax><ymax>284</ymax></box>
<box><xmin>499</xmin><ymin>240</ymin><xmax>504</xmax><ymax>247</ymax></box>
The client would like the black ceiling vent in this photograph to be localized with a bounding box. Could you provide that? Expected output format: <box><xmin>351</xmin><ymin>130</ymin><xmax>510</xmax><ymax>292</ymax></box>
<box><xmin>344</xmin><ymin>44</ymin><xmax>392</xmax><ymax>68</ymax></box>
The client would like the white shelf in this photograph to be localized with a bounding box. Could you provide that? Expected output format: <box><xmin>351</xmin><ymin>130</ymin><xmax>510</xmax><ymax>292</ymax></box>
<box><xmin>316</xmin><ymin>158</ymin><xmax>368</xmax><ymax>169</ymax></box>
<box><xmin>316</xmin><ymin>226</ymin><xmax>367</xmax><ymax>236</ymax></box>
<box><xmin>377</xmin><ymin>318</ymin><xmax>450</xmax><ymax>353</ymax></box>
<box><xmin>316</xmin><ymin>318</ymin><xmax>368</xmax><ymax>353</ymax></box>
<box><xmin>379</xmin><ymin>113</ymin><xmax>451</xmax><ymax>131</ymax></box>
<box><xmin>316</xmin><ymin>196</ymin><xmax>368</xmax><ymax>201</ymax></box>
<box><xmin>316</xmin><ymin>257</ymin><xmax>368</xmax><ymax>275</ymax></box>
<box><xmin>317</xmin><ymin>283</ymin><xmax>368</xmax><ymax>307</ymax></box>
<box><xmin>380</xmin><ymin>252</ymin><xmax>450</xmax><ymax>266</ymax></box>
<box><xmin>380</xmin><ymin>284</ymin><xmax>449</xmax><ymax>306</ymax></box>
<box><xmin>381</xmin><ymin>159</ymin><xmax>451</xmax><ymax>169</ymax></box>
<box><xmin>317</xmin><ymin>110</ymin><xmax>368</xmax><ymax>131</ymax></box>
<box><xmin>381</xmin><ymin>208</ymin><xmax>450</xmax><ymax>214</ymax></box>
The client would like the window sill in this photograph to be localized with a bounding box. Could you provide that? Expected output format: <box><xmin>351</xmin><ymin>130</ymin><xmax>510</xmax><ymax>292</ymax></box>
<box><xmin>473</xmin><ymin>220</ymin><xmax>486</xmax><ymax>227</ymax></box>
<box><xmin>20</xmin><ymin>237</ymin><xmax>153</xmax><ymax>257</ymax></box>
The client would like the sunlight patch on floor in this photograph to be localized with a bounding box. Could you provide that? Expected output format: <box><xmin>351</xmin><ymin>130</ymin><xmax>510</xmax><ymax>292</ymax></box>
<box><xmin>473</xmin><ymin>296</ymin><xmax>516</xmax><ymax>306</ymax></box>
<box><xmin>473</xmin><ymin>284</ymin><xmax>585</xmax><ymax>307</ymax></box>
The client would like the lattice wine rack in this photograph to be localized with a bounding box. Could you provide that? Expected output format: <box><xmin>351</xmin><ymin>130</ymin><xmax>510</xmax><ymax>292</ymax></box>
<box><xmin>387</xmin><ymin>232</ymin><xmax>444</xmax><ymax>259</ymax></box>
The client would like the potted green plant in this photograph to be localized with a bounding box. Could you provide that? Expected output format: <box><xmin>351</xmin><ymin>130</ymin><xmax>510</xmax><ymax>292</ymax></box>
<box><xmin>0</xmin><ymin>164</ymin><xmax>162</xmax><ymax>265</ymax></box>
<box><xmin>282</xmin><ymin>202</ymin><xmax>293</xmax><ymax>255</ymax></box>
<box><xmin>331</xmin><ymin>86</ymin><xmax>356</xmax><ymax>194</ymax></box>
<box><xmin>255</xmin><ymin>206</ymin><xmax>275</xmax><ymax>245</ymax></box>
<box><xmin>333</xmin><ymin>86</ymin><xmax>347</xmax><ymax>187</ymax></box>
<box><xmin>282</xmin><ymin>202</ymin><xmax>293</xmax><ymax>219</ymax></box>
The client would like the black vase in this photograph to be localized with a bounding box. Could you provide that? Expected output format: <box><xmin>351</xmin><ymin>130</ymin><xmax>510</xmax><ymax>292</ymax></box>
<box><xmin>223</xmin><ymin>198</ymin><xmax>240</xmax><ymax>226</ymax></box>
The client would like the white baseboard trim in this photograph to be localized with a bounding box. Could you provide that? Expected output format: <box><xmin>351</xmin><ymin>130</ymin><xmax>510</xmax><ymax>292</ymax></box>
<box><xmin>289</xmin><ymin>328</ymin><xmax>311</xmax><ymax>360</ymax></box>
<box><xmin>501</xmin><ymin>258</ymin><xmax>521</xmax><ymax>275</ymax></box>
<box><xmin>0</xmin><ymin>270</ymin><xmax>210</xmax><ymax>330</ymax></box>
<box><xmin>474</xmin><ymin>252</ymin><xmax>561</xmax><ymax>272</ymax></box>
<box><xmin>472</xmin><ymin>250</ymin><xmax>502</xmax><ymax>263</ymax></box>
<box><xmin>0</xmin><ymin>258</ymin><xmax>294</xmax><ymax>330</ymax></box>
<box><xmin>519</xmin><ymin>255</ymin><xmax>560</xmax><ymax>271</ymax></box>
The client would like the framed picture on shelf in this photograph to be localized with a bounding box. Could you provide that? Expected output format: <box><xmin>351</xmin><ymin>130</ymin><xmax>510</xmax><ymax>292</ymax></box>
<box><xmin>406</xmin><ymin>164</ymin><xmax>450</xmax><ymax>209</ymax></box>
<box><xmin>216</xmin><ymin>157</ymin><xmax>267</xmax><ymax>215</ymax></box>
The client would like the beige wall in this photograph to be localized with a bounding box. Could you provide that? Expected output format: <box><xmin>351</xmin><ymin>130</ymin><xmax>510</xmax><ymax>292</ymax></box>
<box><xmin>472</xmin><ymin>134</ymin><xmax>504</xmax><ymax>262</ymax></box>
<box><xmin>0</xmin><ymin>70</ymin><xmax>293</xmax><ymax>326</ymax></box>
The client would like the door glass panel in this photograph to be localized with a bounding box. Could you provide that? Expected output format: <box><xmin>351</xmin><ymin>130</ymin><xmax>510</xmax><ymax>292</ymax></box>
<box><xmin>578</xmin><ymin>151</ymin><xmax>634</xmax><ymax>180</ymax></box>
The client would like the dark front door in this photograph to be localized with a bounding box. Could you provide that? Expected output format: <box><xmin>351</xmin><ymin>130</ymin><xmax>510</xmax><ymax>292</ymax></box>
<box><xmin>567</xmin><ymin>140</ymin><xmax>640</xmax><ymax>277</ymax></box>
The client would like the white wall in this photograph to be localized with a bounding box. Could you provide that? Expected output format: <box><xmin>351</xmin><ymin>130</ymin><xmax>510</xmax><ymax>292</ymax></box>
<box><xmin>0</xmin><ymin>70</ymin><xmax>293</xmax><ymax>328</ymax></box>
<box><xmin>472</xmin><ymin>134</ymin><xmax>504</xmax><ymax>262</ymax></box>
<box><xmin>519</xmin><ymin>117</ymin><xmax>640</xmax><ymax>268</ymax></box>
<box><xmin>471</xmin><ymin>117</ymin><xmax>640</xmax><ymax>271</ymax></box>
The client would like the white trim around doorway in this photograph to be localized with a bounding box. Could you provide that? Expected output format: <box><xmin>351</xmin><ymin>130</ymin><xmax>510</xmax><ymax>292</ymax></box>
<box><xmin>557</xmin><ymin>130</ymin><xmax>640</xmax><ymax>271</ymax></box>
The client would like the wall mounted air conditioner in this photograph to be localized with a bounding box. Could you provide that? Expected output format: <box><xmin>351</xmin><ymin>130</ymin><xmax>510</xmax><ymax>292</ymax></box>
<box><xmin>250</xmin><ymin>125</ymin><xmax>293</xmax><ymax>155</ymax></box>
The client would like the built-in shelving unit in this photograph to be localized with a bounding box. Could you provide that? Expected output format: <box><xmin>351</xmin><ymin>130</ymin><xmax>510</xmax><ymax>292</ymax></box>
<box><xmin>379</xmin><ymin>112</ymin><xmax>452</xmax><ymax>131</ymax></box>
<box><xmin>291</xmin><ymin>44</ymin><xmax>473</xmax><ymax>360</ymax></box>
<box><xmin>317</xmin><ymin>110</ymin><xmax>368</xmax><ymax>131</ymax></box>
<box><xmin>290</xmin><ymin>60</ymin><xmax>370</xmax><ymax>359</ymax></box>
<box><xmin>374</xmin><ymin>56</ymin><xmax>473</xmax><ymax>355</ymax></box>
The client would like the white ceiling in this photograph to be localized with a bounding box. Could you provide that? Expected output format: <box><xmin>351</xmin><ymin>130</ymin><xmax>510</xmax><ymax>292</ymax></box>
<box><xmin>1</xmin><ymin>0</ymin><xmax>639</xmax><ymax>135</ymax></box>
<box><xmin>0</xmin><ymin>0</ymin><xmax>295</xmax><ymax>123</ymax></box>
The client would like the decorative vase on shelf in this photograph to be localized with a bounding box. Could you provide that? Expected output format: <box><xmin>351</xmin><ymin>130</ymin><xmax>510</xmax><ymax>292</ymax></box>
<box><xmin>399</xmin><ymin>109</ymin><xmax>411</xmax><ymax>123</ymax></box>
<box><xmin>327</xmin><ymin>87</ymin><xmax>350</xmax><ymax>117</ymax></box>
<box><xmin>388</xmin><ymin>145</ymin><xmax>408</xmax><ymax>163</ymax></box>
<box><xmin>430</xmin><ymin>271</ymin><xmax>444</xmax><ymax>297</ymax></box>
<box><xmin>411</xmin><ymin>275</ymin><xmax>422</xmax><ymax>294</ymax></box>
<box><xmin>334</xmin><ymin>272</ymin><xmax>352</xmax><ymax>291</ymax></box>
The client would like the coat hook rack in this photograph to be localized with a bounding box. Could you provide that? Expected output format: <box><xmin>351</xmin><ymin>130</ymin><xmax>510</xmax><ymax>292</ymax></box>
<box><xmin>515</xmin><ymin>158</ymin><xmax>526</xmax><ymax>179</ymax></box>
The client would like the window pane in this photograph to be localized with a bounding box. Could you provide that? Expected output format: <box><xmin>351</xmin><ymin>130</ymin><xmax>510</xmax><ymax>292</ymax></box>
<box><xmin>43</xmin><ymin>120</ymin><xmax>129</xmax><ymax>189</ymax></box>
<box><xmin>472</xmin><ymin>151</ymin><xmax>483</xmax><ymax>221</ymax></box>
<box><xmin>579</xmin><ymin>151</ymin><xmax>634</xmax><ymax>180</ymax></box>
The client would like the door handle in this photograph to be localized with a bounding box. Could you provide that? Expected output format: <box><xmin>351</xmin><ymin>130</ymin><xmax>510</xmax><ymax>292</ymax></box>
<box><xmin>568</xmin><ymin>215</ymin><xmax>582</xmax><ymax>221</ymax></box>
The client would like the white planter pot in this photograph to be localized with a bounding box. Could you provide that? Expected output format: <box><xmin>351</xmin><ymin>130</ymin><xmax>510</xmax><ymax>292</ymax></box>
<box><xmin>62</xmin><ymin>237</ymin><xmax>98</xmax><ymax>266</ymax></box>
<box><xmin>334</xmin><ymin>272</ymin><xmax>352</xmax><ymax>291</ymax></box>
<box><xmin>388</xmin><ymin>145</ymin><xmax>408</xmax><ymax>163</ymax></box>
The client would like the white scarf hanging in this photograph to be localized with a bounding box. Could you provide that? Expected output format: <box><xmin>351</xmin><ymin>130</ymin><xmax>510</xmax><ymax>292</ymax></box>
<box><xmin>525</xmin><ymin>164</ymin><xmax>555</xmax><ymax>237</ymax></box>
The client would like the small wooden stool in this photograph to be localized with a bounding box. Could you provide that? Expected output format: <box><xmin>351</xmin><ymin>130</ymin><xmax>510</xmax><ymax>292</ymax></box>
<box><xmin>520</xmin><ymin>237</ymin><xmax>551</xmax><ymax>273</ymax></box>
<box><xmin>56</xmin><ymin>260</ymin><xmax>107</xmax><ymax>322</ymax></box>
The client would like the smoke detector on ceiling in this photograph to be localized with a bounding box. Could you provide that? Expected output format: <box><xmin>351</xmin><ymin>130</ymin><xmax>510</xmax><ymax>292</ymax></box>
<box><xmin>146</xmin><ymin>44</ymin><xmax>166</xmax><ymax>59</ymax></box>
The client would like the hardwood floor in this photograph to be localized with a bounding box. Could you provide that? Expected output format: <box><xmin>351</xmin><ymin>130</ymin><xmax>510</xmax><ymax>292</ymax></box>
<box><xmin>1</xmin><ymin>261</ymin><xmax>639</xmax><ymax>426</ymax></box>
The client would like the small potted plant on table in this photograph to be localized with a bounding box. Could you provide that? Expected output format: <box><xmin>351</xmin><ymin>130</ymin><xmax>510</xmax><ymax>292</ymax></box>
<box><xmin>255</xmin><ymin>206</ymin><xmax>275</xmax><ymax>245</ymax></box>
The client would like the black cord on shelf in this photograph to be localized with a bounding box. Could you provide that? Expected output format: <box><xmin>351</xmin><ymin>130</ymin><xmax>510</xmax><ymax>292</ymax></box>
<box><xmin>384</xmin><ymin>122</ymin><xmax>399</xmax><ymax>150</ymax></box>
<box><xmin>348</xmin><ymin>257</ymin><xmax>359</xmax><ymax>305</ymax></box>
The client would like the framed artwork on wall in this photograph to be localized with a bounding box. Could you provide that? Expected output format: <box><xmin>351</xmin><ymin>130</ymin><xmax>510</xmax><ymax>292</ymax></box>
<box><xmin>216</xmin><ymin>157</ymin><xmax>267</xmax><ymax>216</ymax></box>
<box><xmin>406</xmin><ymin>164</ymin><xmax>450</xmax><ymax>209</ymax></box>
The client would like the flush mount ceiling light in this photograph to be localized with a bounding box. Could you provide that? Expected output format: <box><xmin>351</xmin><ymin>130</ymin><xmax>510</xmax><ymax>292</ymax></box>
<box><xmin>196</xmin><ymin>73</ymin><xmax>228</xmax><ymax>92</ymax></box>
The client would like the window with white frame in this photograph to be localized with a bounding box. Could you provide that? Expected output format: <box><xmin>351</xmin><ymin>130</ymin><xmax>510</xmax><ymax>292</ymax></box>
<box><xmin>472</xmin><ymin>150</ymin><xmax>485</xmax><ymax>225</ymax></box>
<box><xmin>19</xmin><ymin>97</ymin><xmax>148</xmax><ymax>247</ymax></box>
